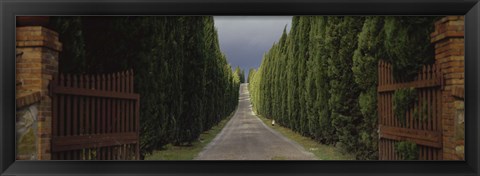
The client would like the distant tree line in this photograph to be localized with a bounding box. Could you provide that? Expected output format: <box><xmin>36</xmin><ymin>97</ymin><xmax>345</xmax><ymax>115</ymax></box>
<box><xmin>50</xmin><ymin>16</ymin><xmax>241</xmax><ymax>158</ymax></box>
<box><xmin>248</xmin><ymin>16</ymin><xmax>437</xmax><ymax>160</ymax></box>
<box><xmin>234</xmin><ymin>66</ymin><xmax>246</xmax><ymax>83</ymax></box>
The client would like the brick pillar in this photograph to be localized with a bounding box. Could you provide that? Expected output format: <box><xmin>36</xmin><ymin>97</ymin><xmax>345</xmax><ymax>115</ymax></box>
<box><xmin>16</xmin><ymin>26</ymin><xmax>62</xmax><ymax>160</ymax></box>
<box><xmin>430</xmin><ymin>16</ymin><xmax>464</xmax><ymax>160</ymax></box>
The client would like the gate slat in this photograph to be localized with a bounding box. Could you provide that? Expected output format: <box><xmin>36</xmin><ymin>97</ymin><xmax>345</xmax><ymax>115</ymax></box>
<box><xmin>52</xmin><ymin>74</ymin><xmax>59</xmax><ymax>159</ymax></box>
<box><xmin>121</xmin><ymin>72</ymin><xmax>126</xmax><ymax>160</ymax></box>
<box><xmin>427</xmin><ymin>66</ymin><xmax>433</xmax><ymax>131</ymax></box>
<box><xmin>85</xmin><ymin>75</ymin><xmax>91</xmax><ymax>160</ymax></box>
<box><xmin>102</xmin><ymin>74</ymin><xmax>107</xmax><ymax>160</ymax></box>
<box><xmin>432</xmin><ymin>65</ymin><xmax>437</xmax><ymax>131</ymax></box>
<box><xmin>122</xmin><ymin>71</ymin><xmax>126</xmax><ymax>134</ymax></box>
<box><xmin>116</xmin><ymin>72</ymin><xmax>121</xmax><ymax>133</ymax></box>
<box><xmin>114</xmin><ymin>72</ymin><xmax>122</xmax><ymax>160</ymax></box>
<box><xmin>96</xmin><ymin>75</ymin><xmax>101</xmax><ymax>138</ymax></box>
<box><xmin>66</xmin><ymin>74</ymin><xmax>72</xmax><ymax>138</ymax></box>
<box><xmin>107</xmin><ymin>73</ymin><xmax>112</xmax><ymax>134</ymax></box>
<box><xmin>90</xmin><ymin>75</ymin><xmax>96</xmax><ymax>160</ymax></box>
<box><xmin>388</xmin><ymin>92</ymin><xmax>392</xmax><ymax>127</ymax></box>
<box><xmin>428</xmin><ymin>86</ymin><xmax>432</xmax><ymax>131</ymax></box>
<box><xmin>73</xmin><ymin>75</ymin><xmax>79</xmax><ymax>159</ymax></box>
<box><xmin>102</xmin><ymin>74</ymin><xmax>106</xmax><ymax>134</ymax></box>
<box><xmin>407</xmin><ymin>90</ymin><xmax>412</xmax><ymax>129</ymax></box>
<box><xmin>112</xmin><ymin>73</ymin><xmax>118</xmax><ymax>159</ymax></box>
<box><xmin>79</xmin><ymin>76</ymin><xmax>85</xmax><ymax>136</ymax></box>
<box><xmin>420</xmin><ymin>89</ymin><xmax>423</xmax><ymax>130</ymax></box>
<box><xmin>91</xmin><ymin>75</ymin><xmax>96</xmax><ymax>135</ymax></box>
<box><xmin>128</xmin><ymin>71</ymin><xmax>133</xmax><ymax>132</ymax></box>
<box><xmin>136</xmin><ymin>91</ymin><xmax>140</xmax><ymax>159</ymax></box>
<box><xmin>107</xmin><ymin>73</ymin><xmax>112</xmax><ymax>160</ymax></box>
<box><xmin>66</xmin><ymin>74</ymin><xmax>72</xmax><ymax>160</ymax></box>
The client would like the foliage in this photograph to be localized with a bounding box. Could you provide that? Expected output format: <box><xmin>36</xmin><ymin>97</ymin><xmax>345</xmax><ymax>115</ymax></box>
<box><xmin>325</xmin><ymin>17</ymin><xmax>365</xmax><ymax>155</ymax></box>
<box><xmin>248</xmin><ymin>16</ymin><xmax>437</xmax><ymax>160</ymax></box>
<box><xmin>351</xmin><ymin>16</ymin><xmax>385</xmax><ymax>159</ymax></box>
<box><xmin>394</xmin><ymin>141</ymin><xmax>419</xmax><ymax>160</ymax></box>
<box><xmin>413</xmin><ymin>100</ymin><xmax>429</xmax><ymax>122</ymax></box>
<box><xmin>393</xmin><ymin>88</ymin><xmax>417</xmax><ymax>126</ymax></box>
<box><xmin>50</xmin><ymin>16</ymin><xmax>240</xmax><ymax>158</ymax></box>
<box><xmin>383</xmin><ymin>17</ymin><xmax>437</xmax><ymax>81</ymax></box>
<box><xmin>50</xmin><ymin>17</ymin><xmax>86</xmax><ymax>73</ymax></box>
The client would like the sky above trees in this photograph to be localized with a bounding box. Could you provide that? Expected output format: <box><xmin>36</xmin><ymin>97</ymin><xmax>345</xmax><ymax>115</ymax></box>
<box><xmin>213</xmin><ymin>16</ymin><xmax>292</xmax><ymax>73</ymax></box>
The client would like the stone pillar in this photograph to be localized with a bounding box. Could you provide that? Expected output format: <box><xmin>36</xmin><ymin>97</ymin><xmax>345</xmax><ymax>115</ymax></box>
<box><xmin>16</xmin><ymin>26</ymin><xmax>62</xmax><ymax>160</ymax></box>
<box><xmin>430</xmin><ymin>16</ymin><xmax>464</xmax><ymax>160</ymax></box>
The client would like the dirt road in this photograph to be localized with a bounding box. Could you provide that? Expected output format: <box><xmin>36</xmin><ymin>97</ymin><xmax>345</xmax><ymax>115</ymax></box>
<box><xmin>195</xmin><ymin>83</ymin><xmax>317</xmax><ymax>160</ymax></box>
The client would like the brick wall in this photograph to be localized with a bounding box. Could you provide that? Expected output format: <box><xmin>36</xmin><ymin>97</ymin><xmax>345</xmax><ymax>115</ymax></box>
<box><xmin>16</xmin><ymin>26</ymin><xmax>62</xmax><ymax>160</ymax></box>
<box><xmin>430</xmin><ymin>16</ymin><xmax>465</xmax><ymax>160</ymax></box>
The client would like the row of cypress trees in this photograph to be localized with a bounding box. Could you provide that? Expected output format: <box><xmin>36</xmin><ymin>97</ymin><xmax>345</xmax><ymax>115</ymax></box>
<box><xmin>248</xmin><ymin>16</ymin><xmax>437</xmax><ymax>160</ymax></box>
<box><xmin>50</xmin><ymin>16</ymin><xmax>241</xmax><ymax>158</ymax></box>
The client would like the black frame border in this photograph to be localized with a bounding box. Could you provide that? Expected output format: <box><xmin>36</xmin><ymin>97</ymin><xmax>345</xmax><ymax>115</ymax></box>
<box><xmin>1</xmin><ymin>0</ymin><xmax>479</xmax><ymax>176</ymax></box>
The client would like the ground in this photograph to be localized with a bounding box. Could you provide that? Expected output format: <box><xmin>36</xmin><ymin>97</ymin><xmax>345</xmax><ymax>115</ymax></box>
<box><xmin>195</xmin><ymin>83</ymin><xmax>317</xmax><ymax>160</ymax></box>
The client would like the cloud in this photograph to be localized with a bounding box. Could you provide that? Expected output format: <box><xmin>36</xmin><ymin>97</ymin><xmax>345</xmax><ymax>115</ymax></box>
<box><xmin>213</xmin><ymin>16</ymin><xmax>292</xmax><ymax>71</ymax></box>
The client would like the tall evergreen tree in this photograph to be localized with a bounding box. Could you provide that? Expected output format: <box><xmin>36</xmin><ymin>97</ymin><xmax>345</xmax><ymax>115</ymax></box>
<box><xmin>352</xmin><ymin>16</ymin><xmax>385</xmax><ymax>159</ymax></box>
<box><xmin>326</xmin><ymin>17</ymin><xmax>365</xmax><ymax>154</ymax></box>
<box><xmin>286</xmin><ymin>17</ymin><xmax>300</xmax><ymax>131</ymax></box>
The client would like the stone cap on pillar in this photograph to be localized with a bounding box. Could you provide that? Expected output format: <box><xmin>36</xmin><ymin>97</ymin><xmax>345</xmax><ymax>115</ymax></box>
<box><xmin>430</xmin><ymin>16</ymin><xmax>464</xmax><ymax>44</ymax></box>
<box><xmin>16</xmin><ymin>26</ymin><xmax>62</xmax><ymax>52</ymax></box>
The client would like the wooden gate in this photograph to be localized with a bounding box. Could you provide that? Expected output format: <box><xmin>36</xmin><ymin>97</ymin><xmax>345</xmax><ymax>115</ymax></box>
<box><xmin>50</xmin><ymin>70</ymin><xmax>140</xmax><ymax>160</ymax></box>
<box><xmin>378</xmin><ymin>60</ymin><xmax>443</xmax><ymax>160</ymax></box>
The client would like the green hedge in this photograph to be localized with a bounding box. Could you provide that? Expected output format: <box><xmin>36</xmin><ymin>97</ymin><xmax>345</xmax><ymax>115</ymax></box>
<box><xmin>248</xmin><ymin>16</ymin><xmax>437</xmax><ymax>160</ymax></box>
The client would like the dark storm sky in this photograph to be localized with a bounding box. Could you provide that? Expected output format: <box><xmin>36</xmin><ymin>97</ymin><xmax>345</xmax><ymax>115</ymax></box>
<box><xmin>213</xmin><ymin>16</ymin><xmax>292</xmax><ymax>73</ymax></box>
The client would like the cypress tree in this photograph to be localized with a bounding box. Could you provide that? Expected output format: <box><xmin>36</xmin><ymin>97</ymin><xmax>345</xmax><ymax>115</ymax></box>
<box><xmin>326</xmin><ymin>16</ymin><xmax>365</xmax><ymax>154</ymax></box>
<box><xmin>305</xmin><ymin>16</ymin><xmax>320</xmax><ymax>139</ymax></box>
<box><xmin>286</xmin><ymin>17</ymin><xmax>300</xmax><ymax>131</ymax></box>
<box><xmin>297</xmin><ymin>17</ymin><xmax>311</xmax><ymax>135</ymax></box>
<box><xmin>352</xmin><ymin>16</ymin><xmax>385</xmax><ymax>159</ymax></box>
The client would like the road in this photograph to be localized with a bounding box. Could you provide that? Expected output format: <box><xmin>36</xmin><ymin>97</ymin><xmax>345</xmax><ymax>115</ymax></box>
<box><xmin>195</xmin><ymin>83</ymin><xmax>317</xmax><ymax>160</ymax></box>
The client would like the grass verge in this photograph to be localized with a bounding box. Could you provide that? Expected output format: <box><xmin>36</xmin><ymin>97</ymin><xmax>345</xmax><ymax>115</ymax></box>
<box><xmin>144</xmin><ymin>112</ymin><xmax>234</xmax><ymax>160</ymax></box>
<box><xmin>256</xmin><ymin>114</ymin><xmax>355</xmax><ymax>160</ymax></box>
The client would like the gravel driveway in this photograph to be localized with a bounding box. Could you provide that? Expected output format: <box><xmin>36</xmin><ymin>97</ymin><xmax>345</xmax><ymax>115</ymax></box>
<box><xmin>195</xmin><ymin>83</ymin><xmax>317</xmax><ymax>160</ymax></box>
